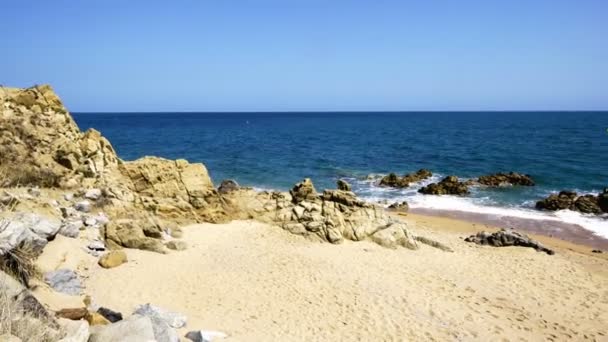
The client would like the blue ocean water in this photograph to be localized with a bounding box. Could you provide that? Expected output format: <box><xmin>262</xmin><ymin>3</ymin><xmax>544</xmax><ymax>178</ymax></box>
<box><xmin>73</xmin><ymin>112</ymin><xmax>608</xmax><ymax>236</ymax></box>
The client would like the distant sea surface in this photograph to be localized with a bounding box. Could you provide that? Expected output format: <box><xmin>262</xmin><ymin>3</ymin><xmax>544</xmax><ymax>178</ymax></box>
<box><xmin>73</xmin><ymin>112</ymin><xmax>608</xmax><ymax>237</ymax></box>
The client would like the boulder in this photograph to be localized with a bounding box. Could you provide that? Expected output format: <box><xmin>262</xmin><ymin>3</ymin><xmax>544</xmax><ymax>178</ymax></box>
<box><xmin>89</xmin><ymin>314</ymin><xmax>156</xmax><ymax>342</ymax></box>
<box><xmin>477</xmin><ymin>172</ymin><xmax>535</xmax><ymax>187</ymax></box>
<box><xmin>57</xmin><ymin>317</ymin><xmax>90</xmax><ymax>342</ymax></box>
<box><xmin>133</xmin><ymin>303</ymin><xmax>187</xmax><ymax>329</ymax></box>
<box><xmin>58</xmin><ymin>220</ymin><xmax>83</xmax><ymax>238</ymax></box>
<box><xmin>74</xmin><ymin>201</ymin><xmax>91</xmax><ymax>213</ymax></box>
<box><xmin>97</xmin><ymin>307</ymin><xmax>123</xmax><ymax>323</ymax></box>
<box><xmin>465</xmin><ymin>229</ymin><xmax>554</xmax><ymax>255</ymax></box>
<box><xmin>101</xmin><ymin>218</ymin><xmax>167</xmax><ymax>253</ymax></box>
<box><xmin>44</xmin><ymin>269</ymin><xmax>82</xmax><ymax>295</ymax></box>
<box><xmin>387</xmin><ymin>201</ymin><xmax>409</xmax><ymax>211</ymax></box>
<box><xmin>98</xmin><ymin>250</ymin><xmax>127</xmax><ymax>268</ymax></box>
<box><xmin>336</xmin><ymin>179</ymin><xmax>352</xmax><ymax>191</ymax></box>
<box><xmin>84</xmin><ymin>189</ymin><xmax>102</xmax><ymax>200</ymax></box>
<box><xmin>218</xmin><ymin>179</ymin><xmax>240</xmax><ymax>194</ymax></box>
<box><xmin>418</xmin><ymin>176</ymin><xmax>470</xmax><ymax>196</ymax></box>
<box><xmin>379</xmin><ymin>169</ymin><xmax>432</xmax><ymax>188</ymax></box>
<box><xmin>56</xmin><ymin>307</ymin><xmax>88</xmax><ymax>320</ymax></box>
<box><xmin>133</xmin><ymin>303</ymin><xmax>185</xmax><ymax>342</ymax></box>
<box><xmin>574</xmin><ymin>195</ymin><xmax>602</xmax><ymax>214</ymax></box>
<box><xmin>371</xmin><ymin>223</ymin><xmax>418</xmax><ymax>249</ymax></box>
<box><xmin>597</xmin><ymin>188</ymin><xmax>608</xmax><ymax>212</ymax></box>
<box><xmin>165</xmin><ymin>240</ymin><xmax>187</xmax><ymax>251</ymax></box>
<box><xmin>85</xmin><ymin>312</ymin><xmax>111</xmax><ymax>326</ymax></box>
<box><xmin>535</xmin><ymin>191</ymin><xmax>577</xmax><ymax>211</ymax></box>
<box><xmin>289</xmin><ymin>178</ymin><xmax>317</xmax><ymax>203</ymax></box>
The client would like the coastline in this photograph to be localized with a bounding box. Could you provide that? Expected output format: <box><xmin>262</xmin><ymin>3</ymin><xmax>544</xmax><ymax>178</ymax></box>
<box><xmin>405</xmin><ymin>207</ymin><xmax>608</xmax><ymax>251</ymax></box>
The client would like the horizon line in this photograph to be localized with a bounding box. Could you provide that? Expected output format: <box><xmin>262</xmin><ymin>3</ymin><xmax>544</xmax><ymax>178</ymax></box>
<box><xmin>72</xmin><ymin>110</ymin><xmax>608</xmax><ymax>114</ymax></box>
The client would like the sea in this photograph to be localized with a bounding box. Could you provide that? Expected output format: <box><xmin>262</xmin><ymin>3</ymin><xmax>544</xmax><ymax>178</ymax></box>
<box><xmin>73</xmin><ymin>112</ymin><xmax>608</xmax><ymax>238</ymax></box>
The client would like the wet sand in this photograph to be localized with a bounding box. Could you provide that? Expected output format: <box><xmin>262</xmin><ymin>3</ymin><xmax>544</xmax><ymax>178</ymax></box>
<box><xmin>409</xmin><ymin>207</ymin><xmax>608</xmax><ymax>250</ymax></box>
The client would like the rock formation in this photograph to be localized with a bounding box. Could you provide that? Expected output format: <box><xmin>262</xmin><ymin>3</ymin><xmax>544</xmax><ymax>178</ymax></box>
<box><xmin>379</xmin><ymin>169</ymin><xmax>432</xmax><ymax>188</ymax></box>
<box><xmin>336</xmin><ymin>179</ymin><xmax>351</xmax><ymax>191</ymax></box>
<box><xmin>418</xmin><ymin>176</ymin><xmax>470</xmax><ymax>196</ymax></box>
<box><xmin>387</xmin><ymin>201</ymin><xmax>409</xmax><ymax>211</ymax></box>
<box><xmin>536</xmin><ymin>190</ymin><xmax>607</xmax><ymax>215</ymax></box>
<box><xmin>477</xmin><ymin>172</ymin><xmax>535</xmax><ymax>187</ymax></box>
<box><xmin>465</xmin><ymin>229</ymin><xmax>554</xmax><ymax>255</ymax></box>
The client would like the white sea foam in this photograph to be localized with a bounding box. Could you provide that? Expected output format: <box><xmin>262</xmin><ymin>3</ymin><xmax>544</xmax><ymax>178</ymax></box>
<box><xmin>353</xmin><ymin>173</ymin><xmax>608</xmax><ymax>239</ymax></box>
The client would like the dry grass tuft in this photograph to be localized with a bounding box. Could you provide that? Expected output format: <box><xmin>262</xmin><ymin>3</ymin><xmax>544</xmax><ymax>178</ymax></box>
<box><xmin>0</xmin><ymin>237</ymin><xmax>41</xmax><ymax>288</ymax></box>
<box><xmin>0</xmin><ymin>284</ymin><xmax>61</xmax><ymax>341</ymax></box>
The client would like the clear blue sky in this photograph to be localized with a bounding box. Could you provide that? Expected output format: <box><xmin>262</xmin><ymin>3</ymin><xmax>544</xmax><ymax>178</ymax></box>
<box><xmin>1</xmin><ymin>0</ymin><xmax>607</xmax><ymax>112</ymax></box>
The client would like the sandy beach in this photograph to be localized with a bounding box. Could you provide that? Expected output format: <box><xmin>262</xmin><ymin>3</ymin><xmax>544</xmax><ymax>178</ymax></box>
<box><xmin>58</xmin><ymin>213</ymin><xmax>608</xmax><ymax>341</ymax></box>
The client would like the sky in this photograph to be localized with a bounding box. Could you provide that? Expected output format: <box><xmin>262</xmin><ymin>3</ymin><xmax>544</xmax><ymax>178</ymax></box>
<box><xmin>1</xmin><ymin>0</ymin><xmax>607</xmax><ymax>112</ymax></box>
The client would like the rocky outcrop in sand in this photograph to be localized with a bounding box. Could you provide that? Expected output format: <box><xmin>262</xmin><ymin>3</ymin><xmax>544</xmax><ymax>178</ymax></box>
<box><xmin>379</xmin><ymin>169</ymin><xmax>432</xmax><ymax>188</ymax></box>
<box><xmin>477</xmin><ymin>172</ymin><xmax>535</xmax><ymax>187</ymax></box>
<box><xmin>465</xmin><ymin>229</ymin><xmax>555</xmax><ymax>255</ymax></box>
<box><xmin>418</xmin><ymin>175</ymin><xmax>470</xmax><ymax>196</ymax></box>
<box><xmin>536</xmin><ymin>189</ymin><xmax>608</xmax><ymax>215</ymax></box>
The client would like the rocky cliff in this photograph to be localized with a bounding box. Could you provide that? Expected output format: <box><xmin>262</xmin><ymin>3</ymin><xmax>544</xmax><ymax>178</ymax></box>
<box><xmin>1</xmin><ymin>85</ymin><xmax>450</xmax><ymax>253</ymax></box>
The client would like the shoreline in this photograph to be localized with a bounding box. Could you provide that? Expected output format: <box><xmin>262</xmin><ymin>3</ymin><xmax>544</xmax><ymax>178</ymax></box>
<box><xmin>399</xmin><ymin>209</ymin><xmax>608</xmax><ymax>255</ymax></box>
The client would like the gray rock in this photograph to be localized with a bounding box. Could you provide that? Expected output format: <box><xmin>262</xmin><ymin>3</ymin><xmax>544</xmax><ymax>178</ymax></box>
<box><xmin>58</xmin><ymin>318</ymin><xmax>90</xmax><ymax>342</ymax></box>
<box><xmin>133</xmin><ymin>303</ymin><xmax>187</xmax><ymax>329</ymax></box>
<box><xmin>84</xmin><ymin>189</ymin><xmax>102</xmax><ymax>200</ymax></box>
<box><xmin>74</xmin><ymin>201</ymin><xmax>91</xmax><ymax>213</ymax></box>
<box><xmin>94</xmin><ymin>213</ymin><xmax>110</xmax><ymax>226</ymax></box>
<box><xmin>185</xmin><ymin>330</ymin><xmax>228</xmax><ymax>342</ymax></box>
<box><xmin>465</xmin><ymin>229</ymin><xmax>555</xmax><ymax>255</ymax></box>
<box><xmin>0</xmin><ymin>213</ymin><xmax>61</xmax><ymax>255</ymax></box>
<box><xmin>87</xmin><ymin>240</ymin><xmax>106</xmax><ymax>252</ymax></box>
<box><xmin>64</xmin><ymin>193</ymin><xmax>74</xmax><ymax>201</ymax></box>
<box><xmin>58</xmin><ymin>220</ymin><xmax>84</xmax><ymax>238</ymax></box>
<box><xmin>44</xmin><ymin>269</ymin><xmax>82</xmax><ymax>295</ymax></box>
<box><xmin>89</xmin><ymin>314</ymin><xmax>155</xmax><ymax>342</ymax></box>
<box><xmin>84</xmin><ymin>217</ymin><xmax>97</xmax><ymax>227</ymax></box>
<box><xmin>133</xmin><ymin>304</ymin><xmax>183</xmax><ymax>342</ymax></box>
<box><xmin>1</xmin><ymin>270</ymin><xmax>56</xmax><ymax>326</ymax></box>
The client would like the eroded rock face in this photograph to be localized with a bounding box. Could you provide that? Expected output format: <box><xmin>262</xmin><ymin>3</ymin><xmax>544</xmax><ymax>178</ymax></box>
<box><xmin>477</xmin><ymin>172</ymin><xmax>535</xmax><ymax>187</ymax></box>
<box><xmin>418</xmin><ymin>176</ymin><xmax>470</xmax><ymax>196</ymax></box>
<box><xmin>222</xmin><ymin>179</ymin><xmax>429</xmax><ymax>249</ymax></box>
<box><xmin>464</xmin><ymin>229</ymin><xmax>554</xmax><ymax>255</ymax></box>
<box><xmin>379</xmin><ymin>169</ymin><xmax>432</xmax><ymax>188</ymax></box>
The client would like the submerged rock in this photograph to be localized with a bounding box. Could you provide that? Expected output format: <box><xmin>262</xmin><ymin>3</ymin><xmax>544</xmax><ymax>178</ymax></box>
<box><xmin>464</xmin><ymin>229</ymin><xmax>554</xmax><ymax>255</ymax></box>
<box><xmin>418</xmin><ymin>176</ymin><xmax>470</xmax><ymax>196</ymax></box>
<box><xmin>477</xmin><ymin>172</ymin><xmax>535</xmax><ymax>187</ymax></box>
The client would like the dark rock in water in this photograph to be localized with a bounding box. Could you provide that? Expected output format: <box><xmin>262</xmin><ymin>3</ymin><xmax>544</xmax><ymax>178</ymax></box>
<box><xmin>388</xmin><ymin>201</ymin><xmax>409</xmax><ymax>211</ymax></box>
<box><xmin>97</xmin><ymin>307</ymin><xmax>123</xmax><ymax>323</ymax></box>
<box><xmin>536</xmin><ymin>190</ymin><xmax>608</xmax><ymax>215</ymax></box>
<box><xmin>418</xmin><ymin>176</ymin><xmax>470</xmax><ymax>196</ymax></box>
<box><xmin>535</xmin><ymin>191</ymin><xmax>577</xmax><ymax>211</ymax></box>
<box><xmin>379</xmin><ymin>169</ymin><xmax>432</xmax><ymax>188</ymax></box>
<box><xmin>464</xmin><ymin>229</ymin><xmax>555</xmax><ymax>255</ymax></box>
<box><xmin>598</xmin><ymin>188</ymin><xmax>608</xmax><ymax>212</ymax></box>
<box><xmin>573</xmin><ymin>195</ymin><xmax>602</xmax><ymax>214</ymax></box>
<box><xmin>336</xmin><ymin>179</ymin><xmax>351</xmax><ymax>191</ymax></box>
<box><xmin>592</xmin><ymin>249</ymin><xmax>603</xmax><ymax>253</ymax></box>
<box><xmin>290</xmin><ymin>178</ymin><xmax>318</xmax><ymax>203</ymax></box>
<box><xmin>218</xmin><ymin>179</ymin><xmax>239</xmax><ymax>194</ymax></box>
<box><xmin>477</xmin><ymin>172</ymin><xmax>535</xmax><ymax>187</ymax></box>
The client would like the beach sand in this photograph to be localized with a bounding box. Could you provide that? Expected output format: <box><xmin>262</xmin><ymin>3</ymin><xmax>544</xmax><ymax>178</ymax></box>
<box><xmin>70</xmin><ymin>214</ymin><xmax>608</xmax><ymax>341</ymax></box>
